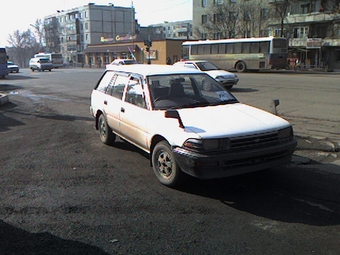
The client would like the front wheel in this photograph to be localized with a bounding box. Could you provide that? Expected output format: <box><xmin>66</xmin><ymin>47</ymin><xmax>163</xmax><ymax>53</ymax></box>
<box><xmin>98</xmin><ymin>114</ymin><xmax>115</xmax><ymax>145</ymax></box>
<box><xmin>236</xmin><ymin>61</ymin><xmax>247</xmax><ymax>73</ymax></box>
<box><xmin>152</xmin><ymin>141</ymin><xmax>184</xmax><ymax>187</ymax></box>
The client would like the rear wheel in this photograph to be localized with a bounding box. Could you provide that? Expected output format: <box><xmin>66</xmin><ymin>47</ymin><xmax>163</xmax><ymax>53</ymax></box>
<box><xmin>236</xmin><ymin>61</ymin><xmax>247</xmax><ymax>72</ymax></box>
<box><xmin>152</xmin><ymin>141</ymin><xmax>184</xmax><ymax>187</ymax></box>
<box><xmin>98</xmin><ymin>114</ymin><xmax>115</xmax><ymax>145</ymax></box>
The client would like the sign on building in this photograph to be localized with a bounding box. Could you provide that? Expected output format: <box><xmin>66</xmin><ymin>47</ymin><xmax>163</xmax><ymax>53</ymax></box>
<box><xmin>306</xmin><ymin>38</ymin><xmax>322</xmax><ymax>49</ymax></box>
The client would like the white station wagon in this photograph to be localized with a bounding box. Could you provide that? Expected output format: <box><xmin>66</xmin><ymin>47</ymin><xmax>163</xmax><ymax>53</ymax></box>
<box><xmin>90</xmin><ymin>64</ymin><xmax>297</xmax><ymax>187</ymax></box>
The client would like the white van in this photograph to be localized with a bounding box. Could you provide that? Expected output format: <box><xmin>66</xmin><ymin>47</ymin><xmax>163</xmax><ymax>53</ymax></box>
<box><xmin>29</xmin><ymin>57</ymin><xmax>53</xmax><ymax>72</ymax></box>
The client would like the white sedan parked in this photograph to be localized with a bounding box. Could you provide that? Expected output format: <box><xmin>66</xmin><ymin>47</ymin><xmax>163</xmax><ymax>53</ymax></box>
<box><xmin>173</xmin><ymin>60</ymin><xmax>239</xmax><ymax>89</ymax></box>
<box><xmin>90</xmin><ymin>64</ymin><xmax>296</xmax><ymax>187</ymax></box>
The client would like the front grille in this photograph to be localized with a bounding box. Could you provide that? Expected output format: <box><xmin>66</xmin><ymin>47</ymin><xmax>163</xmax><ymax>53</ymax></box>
<box><xmin>222</xmin><ymin>150</ymin><xmax>290</xmax><ymax>169</ymax></box>
<box><xmin>230</xmin><ymin>132</ymin><xmax>279</xmax><ymax>150</ymax></box>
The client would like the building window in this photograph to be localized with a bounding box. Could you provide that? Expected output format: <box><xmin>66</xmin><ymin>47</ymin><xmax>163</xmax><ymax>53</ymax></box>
<box><xmin>301</xmin><ymin>4</ymin><xmax>310</xmax><ymax>14</ymax></box>
<box><xmin>201</xmin><ymin>33</ymin><xmax>208</xmax><ymax>40</ymax></box>
<box><xmin>213</xmin><ymin>14</ymin><xmax>217</xmax><ymax>23</ymax></box>
<box><xmin>244</xmin><ymin>30</ymin><xmax>251</xmax><ymax>38</ymax></box>
<box><xmin>244</xmin><ymin>11</ymin><xmax>251</xmax><ymax>21</ymax></box>
<box><xmin>214</xmin><ymin>0</ymin><xmax>224</xmax><ymax>4</ymax></box>
<box><xmin>274</xmin><ymin>28</ymin><xmax>282</xmax><ymax>37</ymax></box>
<box><xmin>202</xmin><ymin>15</ymin><xmax>208</xmax><ymax>24</ymax></box>
<box><xmin>85</xmin><ymin>23</ymin><xmax>89</xmax><ymax>30</ymax></box>
<box><xmin>293</xmin><ymin>27</ymin><xmax>309</xmax><ymax>38</ymax></box>
<box><xmin>229</xmin><ymin>12</ymin><xmax>237</xmax><ymax>21</ymax></box>
<box><xmin>202</xmin><ymin>0</ymin><xmax>207</xmax><ymax>7</ymax></box>
<box><xmin>261</xmin><ymin>8</ymin><xmax>269</xmax><ymax>19</ymax></box>
<box><xmin>213</xmin><ymin>33</ymin><xmax>222</xmax><ymax>40</ymax></box>
<box><xmin>230</xmin><ymin>0</ymin><xmax>236</xmax><ymax>3</ymax></box>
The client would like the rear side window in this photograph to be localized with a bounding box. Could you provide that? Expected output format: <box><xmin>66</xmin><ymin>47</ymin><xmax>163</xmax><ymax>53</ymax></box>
<box><xmin>125</xmin><ymin>78</ymin><xmax>147</xmax><ymax>108</ymax></box>
<box><xmin>110</xmin><ymin>74</ymin><xmax>129</xmax><ymax>99</ymax></box>
<box><xmin>96</xmin><ymin>71</ymin><xmax>115</xmax><ymax>92</ymax></box>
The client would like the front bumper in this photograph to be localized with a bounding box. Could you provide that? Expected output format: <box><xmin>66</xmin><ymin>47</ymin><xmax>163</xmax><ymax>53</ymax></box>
<box><xmin>173</xmin><ymin>139</ymin><xmax>297</xmax><ymax>180</ymax></box>
<box><xmin>217</xmin><ymin>78</ymin><xmax>239</xmax><ymax>86</ymax></box>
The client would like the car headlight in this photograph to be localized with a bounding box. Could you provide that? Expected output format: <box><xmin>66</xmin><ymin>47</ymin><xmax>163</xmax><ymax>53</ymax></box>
<box><xmin>183</xmin><ymin>138</ymin><xmax>230</xmax><ymax>151</ymax></box>
<box><xmin>278</xmin><ymin>126</ymin><xmax>293</xmax><ymax>140</ymax></box>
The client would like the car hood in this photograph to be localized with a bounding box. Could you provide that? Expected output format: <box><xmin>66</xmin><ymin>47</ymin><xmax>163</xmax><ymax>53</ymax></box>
<box><xmin>177</xmin><ymin>103</ymin><xmax>290</xmax><ymax>138</ymax></box>
<box><xmin>206</xmin><ymin>70</ymin><xmax>235</xmax><ymax>78</ymax></box>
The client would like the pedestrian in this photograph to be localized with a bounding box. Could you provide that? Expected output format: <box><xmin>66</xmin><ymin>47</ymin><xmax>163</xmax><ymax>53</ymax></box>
<box><xmin>294</xmin><ymin>58</ymin><xmax>301</xmax><ymax>71</ymax></box>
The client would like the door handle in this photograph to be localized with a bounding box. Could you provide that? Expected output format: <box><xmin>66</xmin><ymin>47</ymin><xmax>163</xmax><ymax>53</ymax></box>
<box><xmin>104</xmin><ymin>100</ymin><xmax>107</xmax><ymax>105</ymax></box>
<box><xmin>121</xmin><ymin>107</ymin><xmax>125</xmax><ymax>113</ymax></box>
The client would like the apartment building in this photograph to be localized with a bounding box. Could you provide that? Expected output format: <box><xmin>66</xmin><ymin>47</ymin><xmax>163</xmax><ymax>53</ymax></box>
<box><xmin>269</xmin><ymin>0</ymin><xmax>340</xmax><ymax>70</ymax></box>
<box><xmin>193</xmin><ymin>0</ymin><xmax>340</xmax><ymax>70</ymax></box>
<box><xmin>44</xmin><ymin>3</ymin><xmax>135</xmax><ymax>65</ymax></box>
<box><xmin>193</xmin><ymin>0</ymin><xmax>272</xmax><ymax>39</ymax></box>
<box><xmin>148</xmin><ymin>20</ymin><xmax>193</xmax><ymax>40</ymax></box>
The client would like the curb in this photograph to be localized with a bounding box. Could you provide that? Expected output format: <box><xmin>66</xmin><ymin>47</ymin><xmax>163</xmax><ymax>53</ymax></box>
<box><xmin>0</xmin><ymin>93</ymin><xmax>9</xmax><ymax>106</ymax></box>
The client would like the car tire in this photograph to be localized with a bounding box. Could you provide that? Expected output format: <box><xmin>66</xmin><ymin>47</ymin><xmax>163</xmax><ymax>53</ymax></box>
<box><xmin>152</xmin><ymin>141</ymin><xmax>184</xmax><ymax>187</ymax></box>
<box><xmin>225</xmin><ymin>85</ymin><xmax>233</xmax><ymax>90</ymax></box>
<box><xmin>236</xmin><ymin>61</ymin><xmax>247</xmax><ymax>72</ymax></box>
<box><xmin>98</xmin><ymin>114</ymin><xmax>115</xmax><ymax>145</ymax></box>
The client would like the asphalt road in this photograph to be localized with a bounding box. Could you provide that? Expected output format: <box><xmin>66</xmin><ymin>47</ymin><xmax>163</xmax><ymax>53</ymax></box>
<box><xmin>0</xmin><ymin>68</ymin><xmax>340</xmax><ymax>255</ymax></box>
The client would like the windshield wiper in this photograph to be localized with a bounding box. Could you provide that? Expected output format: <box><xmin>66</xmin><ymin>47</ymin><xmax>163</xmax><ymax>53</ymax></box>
<box><xmin>207</xmin><ymin>100</ymin><xmax>239</xmax><ymax>106</ymax></box>
<box><xmin>179</xmin><ymin>101</ymin><xmax>211</xmax><ymax>108</ymax></box>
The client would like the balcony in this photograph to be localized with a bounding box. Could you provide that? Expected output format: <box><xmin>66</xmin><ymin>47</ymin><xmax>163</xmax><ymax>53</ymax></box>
<box><xmin>285</xmin><ymin>12</ymin><xmax>338</xmax><ymax>24</ymax></box>
<box><xmin>289</xmin><ymin>37</ymin><xmax>340</xmax><ymax>47</ymax></box>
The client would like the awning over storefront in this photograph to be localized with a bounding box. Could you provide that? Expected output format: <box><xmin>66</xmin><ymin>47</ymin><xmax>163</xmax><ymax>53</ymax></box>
<box><xmin>84</xmin><ymin>44</ymin><xmax>140</xmax><ymax>53</ymax></box>
<box><xmin>289</xmin><ymin>48</ymin><xmax>309</xmax><ymax>52</ymax></box>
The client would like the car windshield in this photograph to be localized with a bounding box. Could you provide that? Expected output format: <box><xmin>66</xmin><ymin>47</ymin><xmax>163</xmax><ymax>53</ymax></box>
<box><xmin>123</xmin><ymin>59</ymin><xmax>138</xmax><ymax>64</ymax></box>
<box><xmin>148</xmin><ymin>73</ymin><xmax>238</xmax><ymax>110</ymax></box>
<box><xmin>195</xmin><ymin>62</ymin><xmax>220</xmax><ymax>71</ymax></box>
<box><xmin>39</xmin><ymin>58</ymin><xmax>50</xmax><ymax>63</ymax></box>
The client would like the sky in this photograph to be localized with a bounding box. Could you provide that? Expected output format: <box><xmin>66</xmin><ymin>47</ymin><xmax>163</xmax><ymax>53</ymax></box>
<box><xmin>0</xmin><ymin>0</ymin><xmax>192</xmax><ymax>46</ymax></box>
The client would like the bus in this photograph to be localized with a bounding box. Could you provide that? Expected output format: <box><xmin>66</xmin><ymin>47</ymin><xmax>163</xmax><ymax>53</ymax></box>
<box><xmin>0</xmin><ymin>48</ymin><xmax>8</xmax><ymax>78</ymax></box>
<box><xmin>34</xmin><ymin>53</ymin><xmax>63</xmax><ymax>68</ymax></box>
<box><xmin>182</xmin><ymin>37</ymin><xmax>288</xmax><ymax>72</ymax></box>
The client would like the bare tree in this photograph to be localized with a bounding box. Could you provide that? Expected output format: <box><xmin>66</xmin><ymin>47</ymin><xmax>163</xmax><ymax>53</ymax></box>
<box><xmin>30</xmin><ymin>19</ymin><xmax>45</xmax><ymax>52</ymax></box>
<box><xmin>269</xmin><ymin>0</ymin><xmax>292</xmax><ymax>37</ymax></box>
<box><xmin>238</xmin><ymin>0</ymin><xmax>271</xmax><ymax>37</ymax></box>
<box><xmin>199</xmin><ymin>2</ymin><xmax>241</xmax><ymax>39</ymax></box>
<box><xmin>44</xmin><ymin>17</ymin><xmax>61</xmax><ymax>53</ymax></box>
<box><xmin>7</xmin><ymin>29</ymin><xmax>40</xmax><ymax>68</ymax></box>
<box><xmin>196</xmin><ymin>0</ymin><xmax>272</xmax><ymax>39</ymax></box>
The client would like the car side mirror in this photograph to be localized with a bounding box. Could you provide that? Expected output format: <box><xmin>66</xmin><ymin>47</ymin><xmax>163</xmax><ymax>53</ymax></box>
<box><xmin>165</xmin><ymin>109</ymin><xmax>184</xmax><ymax>128</ymax></box>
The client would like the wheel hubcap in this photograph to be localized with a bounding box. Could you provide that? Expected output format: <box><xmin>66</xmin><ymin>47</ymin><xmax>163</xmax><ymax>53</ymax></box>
<box><xmin>100</xmin><ymin>119</ymin><xmax>106</xmax><ymax>138</ymax></box>
<box><xmin>157</xmin><ymin>151</ymin><xmax>172</xmax><ymax>178</ymax></box>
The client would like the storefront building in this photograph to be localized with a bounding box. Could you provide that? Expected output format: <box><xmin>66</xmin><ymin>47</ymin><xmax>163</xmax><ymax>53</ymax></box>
<box><xmin>84</xmin><ymin>39</ymin><xmax>185</xmax><ymax>67</ymax></box>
